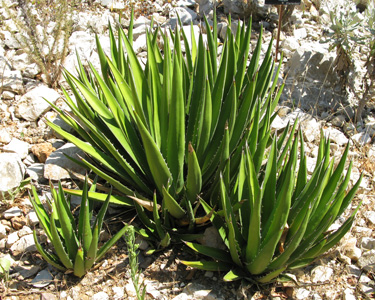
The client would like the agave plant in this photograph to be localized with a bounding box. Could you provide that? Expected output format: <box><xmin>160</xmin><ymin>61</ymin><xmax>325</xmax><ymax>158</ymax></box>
<box><xmin>30</xmin><ymin>177</ymin><xmax>127</xmax><ymax>277</ymax></box>
<box><xmin>182</xmin><ymin>128</ymin><xmax>362</xmax><ymax>283</ymax></box>
<box><xmin>46</xmin><ymin>11</ymin><xmax>283</xmax><ymax>245</ymax></box>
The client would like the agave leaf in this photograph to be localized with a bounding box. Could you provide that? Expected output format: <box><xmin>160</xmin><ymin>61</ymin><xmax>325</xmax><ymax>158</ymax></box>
<box><xmin>129</xmin><ymin>196</ymin><xmax>159</xmax><ymax>212</ymax></box>
<box><xmin>78</xmin><ymin>177</ymin><xmax>92</xmax><ymax>254</ymax></box>
<box><xmin>29</xmin><ymin>186</ymin><xmax>53</xmax><ymax>242</ymax></box>
<box><xmin>223</xmin><ymin>269</ymin><xmax>245</xmax><ymax>282</ymax></box>
<box><xmin>54</xmin><ymin>183</ymin><xmax>79</xmax><ymax>261</ymax></box>
<box><xmin>64</xmin><ymin>189</ymin><xmax>133</xmax><ymax>206</ymax></box>
<box><xmin>73</xmin><ymin>247</ymin><xmax>85</xmax><ymax>278</ymax></box>
<box><xmin>186</xmin><ymin>143</ymin><xmax>203</xmax><ymax>203</ymax></box>
<box><xmin>180</xmin><ymin>260</ymin><xmax>232</xmax><ymax>272</ymax></box>
<box><xmin>167</xmin><ymin>53</ymin><xmax>185</xmax><ymax>194</ymax></box>
<box><xmin>133</xmin><ymin>110</ymin><xmax>172</xmax><ymax>194</ymax></box>
<box><xmin>33</xmin><ymin>231</ymin><xmax>66</xmax><ymax>272</ymax></box>
<box><xmin>184</xmin><ymin>241</ymin><xmax>232</xmax><ymax>263</ymax></box>
<box><xmin>162</xmin><ymin>186</ymin><xmax>186</xmax><ymax>219</ymax></box>
<box><xmin>255</xmin><ymin>267</ymin><xmax>287</xmax><ymax>284</ymax></box>
<box><xmin>49</xmin><ymin>210</ymin><xmax>74</xmax><ymax>269</ymax></box>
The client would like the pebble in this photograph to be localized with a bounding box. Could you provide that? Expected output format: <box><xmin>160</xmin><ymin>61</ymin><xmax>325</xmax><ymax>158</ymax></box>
<box><xmin>3</xmin><ymin>138</ymin><xmax>29</xmax><ymax>159</ymax></box>
<box><xmin>112</xmin><ymin>287</ymin><xmax>124</xmax><ymax>300</ymax></box>
<box><xmin>26</xmin><ymin>210</ymin><xmax>39</xmax><ymax>226</ymax></box>
<box><xmin>0</xmin><ymin>128</ymin><xmax>12</xmax><ymax>144</ymax></box>
<box><xmin>295</xmin><ymin>288</ymin><xmax>310</xmax><ymax>300</ymax></box>
<box><xmin>31</xmin><ymin>269</ymin><xmax>53</xmax><ymax>288</ymax></box>
<box><xmin>31</xmin><ymin>142</ymin><xmax>56</xmax><ymax>163</ymax></box>
<box><xmin>310</xmin><ymin>265</ymin><xmax>334</xmax><ymax>283</ymax></box>
<box><xmin>6</xmin><ymin>231</ymin><xmax>20</xmax><ymax>248</ymax></box>
<box><xmin>0</xmin><ymin>223</ymin><xmax>7</xmax><ymax>239</ymax></box>
<box><xmin>357</xmin><ymin>250</ymin><xmax>375</xmax><ymax>269</ymax></box>
<box><xmin>361</xmin><ymin>237</ymin><xmax>375</xmax><ymax>250</ymax></box>
<box><xmin>92</xmin><ymin>292</ymin><xmax>109</xmax><ymax>300</ymax></box>
<box><xmin>364</xmin><ymin>211</ymin><xmax>375</xmax><ymax>225</ymax></box>
<box><xmin>10</xmin><ymin>234</ymin><xmax>36</xmax><ymax>255</ymax></box>
<box><xmin>3</xmin><ymin>207</ymin><xmax>22</xmax><ymax>219</ymax></box>
<box><xmin>346</xmin><ymin>264</ymin><xmax>361</xmax><ymax>277</ymax></box>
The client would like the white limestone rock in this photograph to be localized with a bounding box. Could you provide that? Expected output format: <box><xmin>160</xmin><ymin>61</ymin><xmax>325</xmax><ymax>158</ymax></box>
<box><xmin>3</xmin><ymin>138</ymin><xmax>29</xmax><ymax>159</ymax></box>
<box><xmin>17</xmin><ymin>85</ymin><xmax>60</xmax><ymax>121</ymax></box>
<box><xmin>0</xmin><ymin>153</ymin><xmax>25</xmax><ymax>194</ymax></box>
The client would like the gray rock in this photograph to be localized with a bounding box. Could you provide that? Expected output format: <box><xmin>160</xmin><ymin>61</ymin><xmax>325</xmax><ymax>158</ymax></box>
<box><xmin>196</xmin><ymin>0</ymin><xmax>214</xmax><ymax>16</ymax></box>
<box><xmin>323</xmin><ymin>127</ymin><xmax>349</xmax><ymax>146</ymax></box>
<box><xmin>0</xmin><ymin>153</ymin><xmax>25</xmax><ymax>193</ymax></box>
<box><xmin>357</xmin><ymin>250</ymin><xmax>375</xmax><ymax>269</ymax></box>
<box><xmin>330</xmin><ymin>115</ymin><xmax>346</xmax><ymax>127</ymax></box>
<box><xmin>3</xmin><ymin>138</ymin><xmax>29</xmax><ymax>159</ymax></box>
<box><xmin>1</xmin><ymin>70</ymin><xmax>24</xmax><ymax>94</ymax></box>
<box><xmin>44</xmin><ymin>143</ymin><xmax>86</xmax><ymax>180</ymax></box>
<box><xmin>3</xmin><ymin>206</ymin><xmax>22</xmax><ymax>219</ymax></box>
<box><xmin>17</xmin><ymin>85</ymin><xmax>60</xmax><ymax>121</ymax></box>
<box><xmin>10</xmin><ymin>234</ymin><xmax>36</xmax><ymax>255</ymax></box>
<box><xmin>196</xmin><ymin>226</ymin><xmax>226</xmax><ymax>250</ymax></box>
<box><xmin>14</xmin><ymin>265</ymin><xmax>41</xmax><ymax>279</ymax></box>
<box><xmin>351</xmin><ymin>132</ymin><xmax>371</xmax><ymax>146</ymax></box>
<box><xmin>364</xmin><ymin>211</ymin><xmax>375</xmax><ymax>225</ymax></box>
<box><xmin>346</xmin><ymin>264</ymin><xmax>361</xmax><ymax>277</ymax></box>
<box><xmin>11</xmin><ymin>52</ymin><xmax>40</xmax><ymax>78</ymax></box>
<box><xmin>169</xmin><ymin>7</ymin><xmax>197</xmax><ymax>26</ymax></box>
<box><xmin>26</xmin><ymin>163</ymin><xmax>44</xmax><ymax>181</ymax></box>
<box><xmin>361</xmin><ymin>237</ymin><xmax>375</xmax><ymax>250</ymax></box>
<box><xmin>222</xmin><ymin>0</ymin><xmax>245</xmax><ymax>16</ymax></box>
<box><xmin>177</xmin><ymin>0</ymin><xmax>195</xmax><ymax>7</ymax></box>
<box><xmin>173</xmin><ymin>282</ymin><xmax>219</xmax><ymax>300</ymax></box>
<box><xmin>31</xmin><ymin>269</ymin><xmax>53</xmax><ymax>288</ymax></box>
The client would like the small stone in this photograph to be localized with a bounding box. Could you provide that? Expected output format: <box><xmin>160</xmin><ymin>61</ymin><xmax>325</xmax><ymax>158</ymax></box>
<box><xmin>352</xmin><ymin>132</ymin><xmax>371</xmax><ymax>146</ymax></box>
<box><xmin>26</xmin><ymin>163</ymin><xmax>44</xmax><ymax>181</ymax></box>
<box><xmin>311</xmin><ymin>265</ymin><xmax>334</xmax><ymax>283</ymax></box>
<box><xmin>3</xmin><ymin>207</ymin><xmax>22</xmax><ymax>219</ymax></box>
<box><xmin>112</xmin><ymin>287</ymin><xmax>124</xmax><ymax>300</ymax></box>
<box><xmin>17</xmin><ymin>226</ymin><xmax>32</xmax><ymax>237</ymax></box>
<box><xmin>31</xmin><ymin>143</ymin><xmax>56</xmax><ymax>163</ymax></box>
<box><xmin>6</xmin><ymin>231</ymin><xmax>20</xmax><ymax>248</ymax></box>
<box><xmin>353</xmin><ymin>226</ymin><xmax>372</xmax><ymax>235</ymax></box>
<box><xmin>204</xmin><ymin>271</ymin><xmax>214</xmax><ymax>278</ymax></box>
<box><xmin>357</xmin><ymin>250</ymin><xmax>375</xmax><ymax>269</ymax></box>
<box><xmin>346</xmin><ymin>264</ymin><xmax>361</xmax><ymax>277</ymax></box>
<box><xmin>17</xmin><ymin>85</ymin><xmax>60</xmax><ymax>121</ymax></box>
<box><xmin>41</xmin><ymin>293</ymin><xmax>57</xmax><ymax>300</ymax></box>
<box><xmin>0</xmin><ymin>129</ymin><xmax>11</xmax><ymax>144</ymax></box>
<box><xmin>31</xmin><ymin>269</ymin><xmax>53</xmax><ymax>288</ymax></box>
<box><xmin>11</xmin><ymin>215</ymin><xmax>26</xmax><ymax>230</ymax></box>
<box><xmin>0</xmin><ymin>153</ymin><xmax>26</xmax><ymax>193</ymax></box>
<box><xmin>10</xmin><ymin>234</ymin><xmax>36</xmax><ymax>256</ymax></box>
<box><xmin>196</xmin><ymin>226</ymin><xmax>226</xmax><ymax>250</ymax></box>
<box><xmin>26</xmin><ymin>211</ymin><xmax>39</xmax><ymax>226</ymax></box>
<box><xmin>0</xmin><ymin>223</ymin><xmax>6</xmax><ymax>239</ymax></box>
<box><xmin>330</xmin><ymin>115</ymin><xmax>346</xmax><ymax>127</ymax></box>
<box><xmin>361</xmin><ymin>237</ymin><xmax>375</xmax><ymax>250</ymax></box>
<box><xmin>364</xmin><ymin>211</ymin><xmax>375</xmax><ymax>225</ymax></box>
<box><xmin>125</xmin><ymin>282</ymin><xmax>137</xmax><ymax>298</ymax></box>
<box><xmin>323</xmin><ymin>127</ymin><xmax>349</xmax><ymax>146</ymax></box>
<box><xmin>3</xmin><ymin>138</ymin><xmax>29</xmax><ymax>160</ymax></box>
<box><xmin>14</xmin><ymin>265</ymin><xmax>41</xmax><ymax>280</ymax></box>
<box><xmin>92</xmin><ymin>292</ymin><xmax>109</xmax><ymax>300</ymax></box>
<box><xmin>294</xmin><ymin>28</ymin><xmax>308</xmax><ymax>40</ymax></box>
<box><xmin>295</xmin><ymin>288</ymin><xmax>310</xmax><ymax>300</ymax></box>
